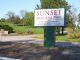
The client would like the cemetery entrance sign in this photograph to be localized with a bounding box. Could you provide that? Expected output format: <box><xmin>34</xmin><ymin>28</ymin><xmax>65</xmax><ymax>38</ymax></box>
<box><xmin>35</xmin><ymin>8</ymin><xmax>65</xmax><ymax>26</ymax></box>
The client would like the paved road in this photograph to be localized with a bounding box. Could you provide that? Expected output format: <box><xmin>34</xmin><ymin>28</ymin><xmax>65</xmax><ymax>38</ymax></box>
<box><xmin>0</xmin><ymin>35</ymin><xmax>38</xmax><ymax>42</ymax></box>
<box><xmin>0</xmin><ymin>34</ymin><xmax>80</xmax><ymax>47</ymax></box>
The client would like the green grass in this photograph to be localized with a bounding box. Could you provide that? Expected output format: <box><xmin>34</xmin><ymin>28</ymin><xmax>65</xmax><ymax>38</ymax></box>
<box><xmin>12</xmin><ymin>27</ymin><xmax>44</xmax><ymax>34</ymax></box>
<box><xmin>12</xmin><ymin>26</ymin><xmax>44</xmax><ymax>34</ymax></box>
<box><xmin>33</xmin><ymin>35</ymin><xmax>80</xmax><ymax>43</ymax></box>
<box><xmin>31</xmin><ymin>28</ymin><xmax>44</xmax><ymax>34</ymax></box>
<box><xmin>56</xmin><ymin>35</ymin><xmax>80</xmax><ymax>43</ymax></box>
<box><xmin>56</xmin><ymin>35</ymin><xmax>69</xmax><ymax>42</ymax></box>
<box><xmin>0</xmin><ymin>22</ymin><xmax>44</xmax><ymax>34</ymax></box>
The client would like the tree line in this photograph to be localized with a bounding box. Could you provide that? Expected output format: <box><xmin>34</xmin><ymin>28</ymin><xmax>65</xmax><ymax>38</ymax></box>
<box><xmin>0</xmin><ymin>11</ymin><xmax>34</xmax><ymax>27</ymax></box>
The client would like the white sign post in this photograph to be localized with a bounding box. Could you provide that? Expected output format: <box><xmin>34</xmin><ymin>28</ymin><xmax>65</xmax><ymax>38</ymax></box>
<box><xmin>34</xmin><ymin>8</ymin><xmax>65</xmax><ymax>26</ymax></box>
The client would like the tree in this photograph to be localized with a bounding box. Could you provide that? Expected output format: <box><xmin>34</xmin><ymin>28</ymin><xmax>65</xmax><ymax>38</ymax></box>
<box><xmin>78</xmin><ymin>13</ymin><xmax>80</xmax><ymax>22</ymax></box>
<box><xmin>35</xmin><ymin>4</ymin><xmax>41</xmax><ymax>9</ymax></box>
<box><xmin>0</xmin><ymin>18</ymin><xmax>6</xmax><ymax>25</ymax></box>
<box><xmin>6</xmin><ymin>11</ymin><xmax>20</xmax><ymax>24</ymax></box>
<box><xmin>40</xmin><ymin>0</ymin><xmax>70</xmax><ymax>35</ymax></box>
<box><xmin>20</xmin><ymin>10</ymin><xmax>26</xmax><ymax>26</ymax></box>
<box><xmin>76</xmin><ymin>13</ymin><xmax>80</xmax><ymax>29</ymax></box>
<box><xmin>6</xmin><ymin>11</ymin><xmax>15</xmax><ymax>23</ymax></box>
<box><xmin>40</xmin><ymin>0</ymin><xmax>69</xmax><ymax>9</ymax></box>
<box><xmin>66</xmin><ymin>7</ymin><xmax>78</xmax><ymax>30</ymax></box>
<box><xmin>22</xmin><ymin>12</ymin><xmax>34</xmax><ymax>27</ymax></box>
<box><xmin>14</xmin><ymin>15</ymin><xmax>21</xmax><ymax>24</ymax></box>
<box><xmin>78</xmin><ymin>13</ymin><xmax>80</xmax><ymax>26</ymax></box>
<box><xmin>0</xmin><ymin>18</ymin><xmax>6</xmax><ymax>22</ymax></box>
<box><xmin>66</xmin><ymin>12</ymin><xmax>75</xmax><ymax>29</ymax></box>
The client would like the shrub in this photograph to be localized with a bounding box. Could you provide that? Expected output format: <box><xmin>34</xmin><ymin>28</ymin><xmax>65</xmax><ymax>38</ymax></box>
<box><xmin>0</xmin><ymin>25</ymin><xmax>2</xmax><ymax>29</ymax></box>
<box><xmin>76</xmin><ymin>32</ymin><xmax>80</xmax><ymax>38</ymax></box>
<box><xmin>15</xmin><ymin>30</ymin><xmax>23</xmax><ymax>34</ymax></box>
<box><xmin>1</xmin><ymin>25</ymin><xmax>14</xmax><ymax>33</ymax></box>
<box><xmin>67</xmin><ymin>32</ymin><xmax>73</xmax><ymax>39</ymax></box>
<box><xmin>67</xmin><ymin>32</ymin><xmax>77</xmax><ymax>39</ymax></box>
<box><xmin>27</xmin><ymin>29</ymin><xmax>33</xmax><ymax>34</ymax></box>
<box><xmin>66</xmin><ymin>28</ymin><xmax>73</xmax><ymax>33</ymax></box>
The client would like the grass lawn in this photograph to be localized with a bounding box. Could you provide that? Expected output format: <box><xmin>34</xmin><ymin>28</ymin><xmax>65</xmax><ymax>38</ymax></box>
<box><xmin>34</xmin><ymin>35</ymin><xmax>80</xmax><ymax>43</ymax></box>
<box><xmin>0</xmin><ymin>22</ymin><xmax>44</xmax><ymax>34</ymax></box>
<box><xmin>56</xmin><ymin>35</ymin><xmax>68</xmax><ymax>42</ymax></box>
<box><xmin>56</xmin><ymin>35</ymin><xmax>80</xmax><ymax>43</ymax></box>
<box><xmin>31</xmin><ymin>28</ymin><xmax>44</xmax><ymax>34</ymax></box>
<box><xmin>12</xmin><ymin>26</ymin><xmax>44</xmax><ymax>34</ymax></box>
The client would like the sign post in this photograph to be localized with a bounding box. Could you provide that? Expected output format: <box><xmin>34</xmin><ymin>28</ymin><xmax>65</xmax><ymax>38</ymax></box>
<box><xmin>35</xmin><ymin>8</ymin><xmax>65</xmax><ymax>48</ymax></box>
<box><xmin>44</xmin><ymin>26</ymin><xmax>56</xmax><ymax>48</ymax></box>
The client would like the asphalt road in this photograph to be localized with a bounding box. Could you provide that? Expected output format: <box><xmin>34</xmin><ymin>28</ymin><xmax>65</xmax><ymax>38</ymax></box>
<box><xmin>0</xmin><ymin>34</ymin><xmax>80</xmax><ymax>47</ymax></box>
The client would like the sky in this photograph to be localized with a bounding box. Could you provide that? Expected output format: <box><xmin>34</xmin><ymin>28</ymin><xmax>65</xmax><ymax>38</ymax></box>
<box><xmin>66</xmin><ymin>0</ymin><xmax>80</xmax><ymax>14</ymax></box>
<box><xmin>0</xmin><ymin>0</ymin><xmax>80</xmax><ymax>18</ymax></box>
<box><xmin>0</xmin><ymin>0</ymin><xmax>40</xmax><ymax>18</ymax></box>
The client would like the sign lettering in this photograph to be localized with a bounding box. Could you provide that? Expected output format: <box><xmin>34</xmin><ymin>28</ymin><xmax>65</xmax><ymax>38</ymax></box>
<box><xmin>34</xmin><ymin>8</ymin><xmax>65</xmax><ymax>26</ymax></box>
